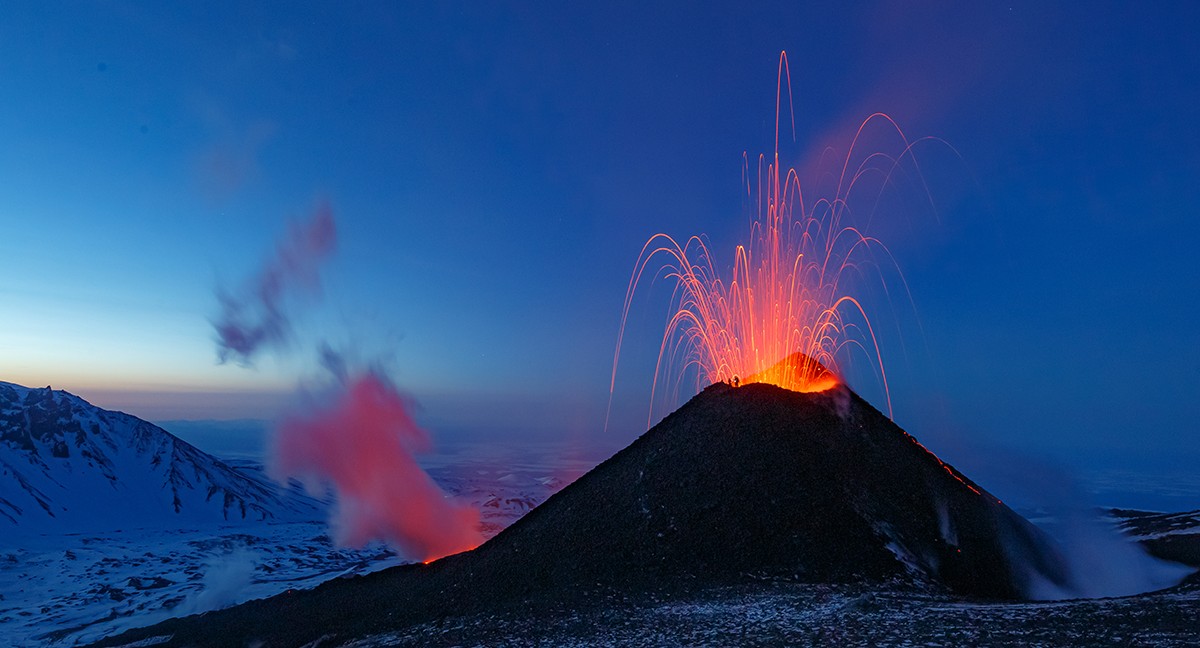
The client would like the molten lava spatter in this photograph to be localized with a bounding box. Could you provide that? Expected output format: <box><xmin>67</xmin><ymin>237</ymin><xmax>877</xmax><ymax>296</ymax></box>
<box><xmin>612</xmin><ymin>52</ymin><xmax>922</xmax><ymax>418</ymax></box>
<box><xmin>743</xmin><ymin>352</ymin><xmax>839</xmax><ymax>393</ymax></box>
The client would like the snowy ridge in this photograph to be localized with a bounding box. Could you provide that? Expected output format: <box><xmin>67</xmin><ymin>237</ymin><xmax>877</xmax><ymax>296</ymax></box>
<box><xmin>0</xmin><ymin>381</ymin><xmax>321</xmax><ymax>533</ymax></box>
<box><xmin>1111</xmin><ymin>509</ymin><xmax>1200</xmax><ymax>540</ymax></box>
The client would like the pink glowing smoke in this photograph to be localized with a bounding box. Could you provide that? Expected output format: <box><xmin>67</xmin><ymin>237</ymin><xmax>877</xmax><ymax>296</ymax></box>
<box><xmin>270</xmin><ymin>372</ymin><xmax>481</xmax><ymax>561</ymax></box>
<box><xmin>213</xmin><ymin>204</ymin><xmax>478</xmax><ymax>561</ymax></box>
<box><xmin>214</xmin><ymin>202</ymin><xmax>336</xmax><ymax>364</ymax></box>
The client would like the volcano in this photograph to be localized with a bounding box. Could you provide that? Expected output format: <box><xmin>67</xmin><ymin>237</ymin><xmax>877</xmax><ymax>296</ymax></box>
<box><xmin>97</xmin><ymin>355</ymin><xmax>1068</xmax><ymax>647</ymax></box>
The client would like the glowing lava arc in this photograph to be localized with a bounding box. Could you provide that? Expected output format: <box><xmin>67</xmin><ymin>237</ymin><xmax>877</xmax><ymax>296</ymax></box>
<box><xmin>612</xmin><ymin>51</ymin><xmax>929</xmax><ymax>422</ymax></box>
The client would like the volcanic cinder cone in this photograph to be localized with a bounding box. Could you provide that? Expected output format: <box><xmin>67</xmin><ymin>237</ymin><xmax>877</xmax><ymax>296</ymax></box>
<box><xmin>464</xmin><ymin>353</ymin><xmax>1067</xmax><ymax>601</ymax></box>
<box><xmin>96</xmin><ymin>353</ymin><xmax>1068</xmax><ymax>647</ymax></box>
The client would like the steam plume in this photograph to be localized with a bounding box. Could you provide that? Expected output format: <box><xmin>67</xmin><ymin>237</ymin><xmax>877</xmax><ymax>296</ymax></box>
<box><xmin>956</xmin><ymin>442</ymin><xmax>1193</xmax><ymax>598</ymax></box>
<box><xmin>270</xmin><ymin>371</ymin><xmax>481</xmax><ymax>561</ymax></box>
<box><xmin>177</xmin><ymin>549</ymin><xmax>257</xmax><ymax>615</ymax></box>
<box><xmin>214</xmin><ymin>202</ymin><xmax>336</xmax><ymax>364</ymax></box>
<box><xmin>1023</xmin><ymin>507</ymin><xmax>1192</xmax><ymax>599</ymax></box>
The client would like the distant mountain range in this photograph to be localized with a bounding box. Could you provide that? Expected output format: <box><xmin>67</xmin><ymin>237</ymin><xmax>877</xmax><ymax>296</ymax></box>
<box><xmin>0</xmin><ymin>381</ymin><xmax>321</xmax><ymax>533</ymax></box>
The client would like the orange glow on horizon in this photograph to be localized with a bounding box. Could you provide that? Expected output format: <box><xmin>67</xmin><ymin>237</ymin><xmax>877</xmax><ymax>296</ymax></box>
<box><xmin>612</xmin><ymin>52</ymin><xmax>924</xmax><ymax>420</ymax></box>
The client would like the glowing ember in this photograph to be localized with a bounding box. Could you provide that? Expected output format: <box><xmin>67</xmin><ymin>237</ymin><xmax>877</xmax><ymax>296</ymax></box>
<box><xmin>612</xmin><ymin>52</ymin><xmax>923</xmax><ymax>418</ymax></box>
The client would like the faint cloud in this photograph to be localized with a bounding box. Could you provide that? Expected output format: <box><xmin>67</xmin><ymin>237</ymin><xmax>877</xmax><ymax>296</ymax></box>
<box><xmin>248</xmin><ymin>27</ymin><xmax>301</xmax><ymax>64</ymax></box>
<box><xmin>189</xmin><ymin>95</ymin><xmax>278</xmax><ymax>201</ymax></box>
<box><xmin>265</xmin><ymin>36</ymin><xmax>299</xmax><ymax>62</ymax></box>
<box><xmin>193</xmin><ymin>120</ymin><xmax>278</xmax><ymax>201</ymax></box>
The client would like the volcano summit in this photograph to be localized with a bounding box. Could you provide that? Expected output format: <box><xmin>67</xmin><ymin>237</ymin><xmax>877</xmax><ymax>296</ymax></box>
<box><xmin>99</xmin><ymin>356</ymin><xmax>1072</xmax><ymax>647</ymax></box>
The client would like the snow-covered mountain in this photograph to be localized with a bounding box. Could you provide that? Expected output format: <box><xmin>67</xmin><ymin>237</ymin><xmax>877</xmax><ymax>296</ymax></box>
<box><xmin>0</xmin><ymin>381</ymin><xmax>321</xmax><ymax>533</ymax></box>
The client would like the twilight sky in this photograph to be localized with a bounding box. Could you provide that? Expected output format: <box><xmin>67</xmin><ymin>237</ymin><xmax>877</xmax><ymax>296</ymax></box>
<box><xmin>2</xmin><ymin>2</ymin><xmax>1198</xmax><ymax>481</ymax></box>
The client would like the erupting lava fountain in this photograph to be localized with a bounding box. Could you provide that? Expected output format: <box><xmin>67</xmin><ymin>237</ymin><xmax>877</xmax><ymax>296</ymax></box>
<box><xmin>612</xmin><ymin>51</ymin><xmax>929</xmax><ymax>420</ymax></box>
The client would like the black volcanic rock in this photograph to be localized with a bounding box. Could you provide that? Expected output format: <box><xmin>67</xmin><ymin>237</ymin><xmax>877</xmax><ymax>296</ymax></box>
<box><xmin>96</xmin><ymin>372</ymin><xmax>1069</xmax><ymax>647</ymax></box>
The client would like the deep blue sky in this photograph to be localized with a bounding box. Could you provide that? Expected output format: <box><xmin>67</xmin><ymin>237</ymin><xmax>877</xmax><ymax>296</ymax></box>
<box><xmin>2</xmin><ymin>2</ymin><xmax>1198</xmax><ymax>486</ymax></box>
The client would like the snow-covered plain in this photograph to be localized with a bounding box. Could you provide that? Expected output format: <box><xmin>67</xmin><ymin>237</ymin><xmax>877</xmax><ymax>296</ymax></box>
<box><xmin>1</xmin><ymin>442</ymin><xmax>601</xmax><ymax>647</ymax></box>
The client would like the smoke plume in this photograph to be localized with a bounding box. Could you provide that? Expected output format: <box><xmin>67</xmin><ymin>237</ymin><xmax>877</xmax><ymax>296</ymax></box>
<box><xmin>270</xmin><ymin>371</ymin><xmax>481</xmax><ymax>561</ymax></box>
<box><xmin>213</xmin><ymin>204</ymin><xmax>478</xmax><ymax>562</ymax></box>
<box><xmin>214</xmin><ymin>202</ymin><xmax>336</xmax><ymax>364</ymax></box>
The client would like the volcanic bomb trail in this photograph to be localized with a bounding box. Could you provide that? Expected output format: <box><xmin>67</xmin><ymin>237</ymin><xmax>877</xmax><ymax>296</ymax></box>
<box><xmin>612</xmin><ymin>51</ymin><xmax>929</xmax><ymax>423</ymax></box>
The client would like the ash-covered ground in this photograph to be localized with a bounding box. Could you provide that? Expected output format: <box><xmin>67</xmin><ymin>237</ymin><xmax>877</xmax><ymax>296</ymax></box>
<box><xmin>350</xmin><ymin>580</ymin><xmax>1200</xmax><ymax>647</ymax></box>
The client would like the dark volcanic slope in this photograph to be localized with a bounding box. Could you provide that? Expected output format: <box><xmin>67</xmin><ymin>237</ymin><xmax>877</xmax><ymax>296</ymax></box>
<box><xmin>99</xmin><ymin>378</ymin><xmax>1067</xmax><ymax>647</ymax></box>
<box><xmin>469</xmin><ymin>381</ymin><xmax>1065</xmax><ymax>600</ymax></box>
